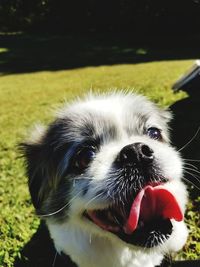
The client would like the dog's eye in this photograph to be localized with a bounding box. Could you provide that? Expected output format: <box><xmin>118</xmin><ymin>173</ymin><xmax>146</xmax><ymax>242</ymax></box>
<box><xmin>74</xmin><ymin>147</ymin><xmax>96</xmax><ymax>171</ymax></box>
<box><xmin>147</xmin><ymin>127</ymin><xmax>162</xmax><ymax>141</ymax></box>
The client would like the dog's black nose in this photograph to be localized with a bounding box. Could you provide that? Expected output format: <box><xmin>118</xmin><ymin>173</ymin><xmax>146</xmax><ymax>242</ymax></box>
<box><xmin>119</xmin><ymin>142</ymin><xmax>154</xmax><ymax>166</ymax></box>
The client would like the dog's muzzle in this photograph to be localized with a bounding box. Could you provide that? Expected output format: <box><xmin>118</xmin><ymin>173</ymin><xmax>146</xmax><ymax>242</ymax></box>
<box><xmin>83</xmin><ymin>142</ymin><xmax>183</xmax><ymax>248</ymax></box>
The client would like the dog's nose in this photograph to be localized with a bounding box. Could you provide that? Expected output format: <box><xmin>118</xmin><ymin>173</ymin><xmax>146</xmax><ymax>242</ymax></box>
<box><xmin>119</xmin><ymin>142</ymin><xmax>154</xmax><ymax>166</ymax></box>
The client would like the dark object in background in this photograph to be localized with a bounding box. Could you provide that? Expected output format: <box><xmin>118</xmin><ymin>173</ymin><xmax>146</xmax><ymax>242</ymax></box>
<box><xmin>172</xmin><ymin>60</ymin><xmax>200</xmax><ymax>91</ymax></box>
<box><xmin>171</xmin><ymin>61</ymin><xmax>200</xmax><ymax>267</ymax></box>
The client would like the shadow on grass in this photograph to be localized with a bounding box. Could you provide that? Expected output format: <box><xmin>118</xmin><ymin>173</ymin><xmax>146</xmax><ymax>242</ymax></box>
<box><xmin>1</xmin><ymin>33</ymin><xmax>200</xmax><ymax>75</ymax></box>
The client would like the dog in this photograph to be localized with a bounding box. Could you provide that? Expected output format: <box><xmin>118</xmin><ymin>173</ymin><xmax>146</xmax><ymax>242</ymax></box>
<box><xmin>21</xmin><ymin>92</ymin><xmax>188</xmax><ymax>267</ymax></box>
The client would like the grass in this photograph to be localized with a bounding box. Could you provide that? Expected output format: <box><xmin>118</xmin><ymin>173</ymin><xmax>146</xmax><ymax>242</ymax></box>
<box><xmin>0</xmin><ymin>34</ymin><xmax>199</xmax><ymax>266</ymax></box>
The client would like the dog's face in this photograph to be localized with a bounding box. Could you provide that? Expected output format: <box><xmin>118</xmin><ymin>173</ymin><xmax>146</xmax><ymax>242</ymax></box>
<box><xmin>22</xmin><ymin>92</ymin><xmax>188</xmax><ymax>253</ymax></box>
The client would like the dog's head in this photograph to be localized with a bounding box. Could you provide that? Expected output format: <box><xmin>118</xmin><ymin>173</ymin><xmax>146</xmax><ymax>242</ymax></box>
<box><xmin>22</xmin><ymin>92</ymin><xmax>188</xmax><ymax>251</ymax></box>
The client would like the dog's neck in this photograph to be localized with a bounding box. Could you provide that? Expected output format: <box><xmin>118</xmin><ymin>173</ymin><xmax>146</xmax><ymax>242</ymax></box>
<box><xmin>47</xmin><ymin>221</ymin><xmax>164</xmax><ymax>267</ymax></box>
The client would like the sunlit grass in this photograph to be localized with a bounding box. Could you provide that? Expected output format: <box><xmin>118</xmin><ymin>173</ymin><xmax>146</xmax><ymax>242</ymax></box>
<box><xmin>0</xmin><ymin>48</ymin><xmax>9</xmax><ymax>53</ymax></box>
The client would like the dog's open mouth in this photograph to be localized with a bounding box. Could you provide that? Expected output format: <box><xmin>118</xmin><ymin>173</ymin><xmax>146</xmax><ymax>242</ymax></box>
<box><xmin>84</xmin><ymin>184</ymin><xmax>183</xmax><ymax>247</ymax></box>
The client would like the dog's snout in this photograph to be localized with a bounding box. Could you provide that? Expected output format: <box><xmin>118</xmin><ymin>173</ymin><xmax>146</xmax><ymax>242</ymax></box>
<box><xmin>119</xmin><ymin>142</ymin><xmax>154</xmax><ymax>166</ymax></box>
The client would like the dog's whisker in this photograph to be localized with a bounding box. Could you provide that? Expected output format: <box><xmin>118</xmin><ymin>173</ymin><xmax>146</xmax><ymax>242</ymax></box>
<box><xmin>184</xmin><ymin>169</ymin><xmax>200</xmax><ymax>184</ymax></box>
<box><xmin>183</xmin><ymin>166</ymin><xmax>200</xmax><ymax>176</ymax></box>
<box><xmin>113</xmin><ymin>215</ymin><xmax>123</xmax><ymax>228</ymax></box>
<box><xmin>160</xmin><ymin>238</ymin><xmax>172</xmax><ymax>258</ymax></box>
<box><xmin>178</xmin><ymin>126</ymin><xmax>200</xmax><ymax>152</ymax></box>
<box><xmin>89</xmin><ymin>234</ymin><xmax>92</xmax><ymax>244</ymax></box>
<box><xmin>38</xmin><ymin>190</ymin><xmax>82</xmax><ymax>217</ymax></box>
<box><xmin>84</xmin><ymin>191</ymin><xmax>105</xmax><ymax>208</ymax></box>
<box><xmin>183</xmin><ymin>162</ymin><xmax>199</xmax><ymax>170</ymax></box>
<box><xmin>184</xmin><ymin>170</ymin><xmax>200</xmax><ymax>183</ymax></box>
<box><xmin>183</xmin><ymin>158</ymin><xmax>200</xmax><ymax>162</ymax></box>
<box><xmin>52</xmin><ymin>251</ymin><xmax>58</xmax><ymax>267</ymax></box>
<box><xmin>182</xmin><ymin>174</ymin><xmax>200</xmax><ymax>191</ymax></box>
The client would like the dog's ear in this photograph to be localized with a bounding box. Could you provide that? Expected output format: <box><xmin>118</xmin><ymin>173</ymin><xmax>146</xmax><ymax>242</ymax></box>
<box><xmin>21</xmin><ymin>121</ymin><xmax>72</xmax><ymax>213</ymax></box>
<box><xmin>20</xmin><ymin>125</ymin><xmax>52</xmax><ymax>211</ymax></box>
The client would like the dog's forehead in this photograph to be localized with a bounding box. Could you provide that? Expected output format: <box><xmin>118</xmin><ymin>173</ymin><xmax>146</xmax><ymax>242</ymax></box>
<box><xmin>58</xmin><ymin>94</ymin><xmax>168</xmax><ymax>142</ymax></box>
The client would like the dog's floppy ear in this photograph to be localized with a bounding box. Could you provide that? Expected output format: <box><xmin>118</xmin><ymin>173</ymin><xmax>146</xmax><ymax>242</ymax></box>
<box><xmin>20</xmin><ymin>125</ymin><xmax>52</xmax><ymax>211</ymax></box>
<box><xmin>21</xmin><ymin>120</ymin><xmax>72</xmax><ymax>213</ymax></box>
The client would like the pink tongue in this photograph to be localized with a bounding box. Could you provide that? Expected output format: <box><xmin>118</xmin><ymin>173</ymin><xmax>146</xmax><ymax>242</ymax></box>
<box><xmin>124</xmin><ymin>185</ymin><xmax>183</xmax><ymax>234</ymax></box>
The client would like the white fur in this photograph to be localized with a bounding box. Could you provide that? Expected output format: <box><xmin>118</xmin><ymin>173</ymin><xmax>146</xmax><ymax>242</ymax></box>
<box><xmin>47</xmin><ymin>181</ymin><xmax>188</xmax><ymax>267</ymax></box>
<box><xmin>48</xmin><ymin>221</ymin><xmax>164</xmax><ymax>267</ymax></box>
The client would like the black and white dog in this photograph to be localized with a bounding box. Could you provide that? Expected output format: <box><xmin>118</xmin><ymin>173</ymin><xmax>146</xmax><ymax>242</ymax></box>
<box><xmin>22</xmin><ymin>92</ymin><xmax>188</xmax><ymax>267</ymax></box>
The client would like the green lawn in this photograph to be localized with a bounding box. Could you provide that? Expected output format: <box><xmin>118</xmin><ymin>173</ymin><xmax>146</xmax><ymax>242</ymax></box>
<box><xmin>0</xmin><ymin>34</ymin><xmax>199</xmax><ymax>267</ymax></box>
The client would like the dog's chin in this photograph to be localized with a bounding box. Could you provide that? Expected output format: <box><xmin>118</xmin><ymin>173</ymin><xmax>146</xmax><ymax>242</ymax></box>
<box><xmin>83</xmin><ymin>208</ymin><xmax>173</xmax><ymax>249</ymax></box>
